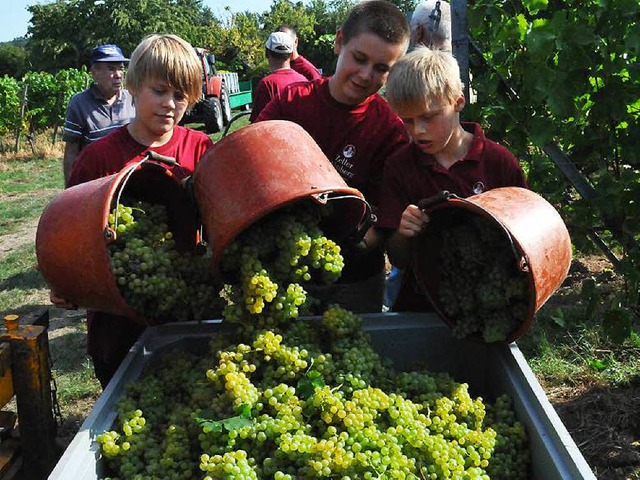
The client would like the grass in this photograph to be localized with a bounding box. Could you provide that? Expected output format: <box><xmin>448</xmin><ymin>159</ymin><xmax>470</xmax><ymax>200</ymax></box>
<box><xmin>520</xmin><ymin>292</ymin><xmax>640</xmax><ymax>388</ymax></box>
<box><xmin>49</xmin><ymin>320</ymin><xmax>102</xmax><ymax>404</ymax></box>
<box><xmin>0</xmin><ymin>245</ymin><xmax>48</xmax><ymax>314</ymax></box>
<box><xmin>0</xmin><ymin>115</ymin><xmax>252</xmax><ymax>402</ymax></box>
<box><xmin>0</xmin><ymin>157</ymin><xmax>63</xmax><ymax>194</ymax></box>
<box><xmin>0</xmin><ymin>157</ymin><xmax>63</xmax><ymax>236</ymax></box>
<box><xmin>1</xmin><ymin>124</ymin><xmax>639</xmax><ymax>478</ymax></box>
<box><xmin>184</xmin><ymin>110</ymin><xmax>251</xmax><ymax>143</ymax></box>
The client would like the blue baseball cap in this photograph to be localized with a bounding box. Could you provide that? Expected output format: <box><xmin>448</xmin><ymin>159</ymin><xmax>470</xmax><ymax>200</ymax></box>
<box><xmin>90</xmin><ymin>44</ymin><xmax>128</xmax><ymax>65</ymax></box>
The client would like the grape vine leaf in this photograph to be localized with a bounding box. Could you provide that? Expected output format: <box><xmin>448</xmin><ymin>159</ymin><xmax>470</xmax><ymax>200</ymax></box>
<box><xmin>296</xmin><ymin>370</ymin><xmax>325</xmax><ymax>400</ymax></box>
<box><xmin>522</xmin><ymin>0</ymin><xmax>548</xmax><ymax>15</ymax></box>
<box><xmin>194</xmin><ymin>404</ymin><xmax>253</xmax><ymax>433</ymax></box>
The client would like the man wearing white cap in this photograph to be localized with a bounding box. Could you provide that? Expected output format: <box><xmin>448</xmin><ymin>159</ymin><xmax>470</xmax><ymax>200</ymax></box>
<box><xmin>277</xmin><ymin>24</ymin><xmax>323</xmax><ymax>81</ymax></box>
<box><xmin>62</xmin><ymin>44</ymin><xmax>135</xmax><ymax>185</ymax></box>
<box><xmin>249</xmin><ymin>32</ymin><xmax>308</xmax><ymax>122</ymax></box>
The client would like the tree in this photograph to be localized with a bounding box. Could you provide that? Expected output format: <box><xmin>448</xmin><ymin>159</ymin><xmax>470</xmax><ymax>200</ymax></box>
<box><xmin>26</xmin><ymin>0</ymin><xmax>220</xmax><ymax>71</ymax></box>
<box><xmin>0</xmin><ymin>44</ymin><xmax>28</xmax><ymax>77</ymax></box>
<box><xmin>261</xmin><ymin>0</ymin><xmax>316</xmax><ymax>39</ymax></box>
<box><xmin>307</xmin><ymin>0</ymin><xmax>354</xmax><ymax>36</ymax></box>
<box><xmin>216</xmin><ymin>11</ymin><xmax>264</xmax><ymax>79</ymax></box>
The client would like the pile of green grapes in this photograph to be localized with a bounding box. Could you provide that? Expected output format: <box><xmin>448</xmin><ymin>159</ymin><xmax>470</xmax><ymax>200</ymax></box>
<box><xmin>107</xmin><ymin>199</ymin><xmax>224</xmax><ymax>322</ymax></box>
<box><xmin>97</xmin><ymin>305</ymin><xmax>530</xmax><ymax>480</ymax></box>
<box><xmin>431</xmin><ymin>212</ymin><xmax>530</xmax><ymax>342</ymax></box>
<box><xmin>219</xmin><ymin>202</ymin><xmax>344</xmax><ymax>328</ymax></box>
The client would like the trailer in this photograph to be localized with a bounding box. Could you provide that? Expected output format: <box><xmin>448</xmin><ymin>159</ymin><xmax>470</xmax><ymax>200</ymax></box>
<box><xmin>49</xmin><ymin>312</ymin><xmax>596</xmax><ymax>480</ymax></box>
<box><xmin>181</xmin><ymin>49</ymin><xmax>253</xmax><ymax>134</ymax></box>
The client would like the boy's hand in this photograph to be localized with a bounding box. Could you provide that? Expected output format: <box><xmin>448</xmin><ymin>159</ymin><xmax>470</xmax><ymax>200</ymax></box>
<box><xmin>49</xmin><ymin>291</ymin><xmax>78</xmax><ymax>310</ymax></box>
<box><xmin>398</xmin><ymin>204</ymin><xmax>429</xmax><ymax>238</ymax></box>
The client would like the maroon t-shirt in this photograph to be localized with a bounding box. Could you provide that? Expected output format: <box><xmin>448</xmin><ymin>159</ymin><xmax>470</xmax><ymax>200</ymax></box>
<box><xmin>377</xmin><ymin>122</ymin><xmax>527</xmax><ymax>229</ymax></box>
<box><xmin>377</xmin><ymin>122</ymin><xmax>528</xmax><ymax>312</ymax></box>
<box><xmin>291</xmin><ymin>55</ymin><xmax>322</xmax><ymax>81</ymax></box>
<box><xmin>68</xmin><ymin>125</ymin><xmax>213</xmax><ymax>186</ymax></box>
<box><xmin>256</xmin><ymin>77</ymin><xmax>410</xmax><ymax>208</ymax></box>
<box><xmin>249</xmin><ymin>69</ymin><xmax>308</xmax><ymax>122</ymax></box>
<box><xmin>67</xmin><ymin>125</ymin><xmax>213</xmax><ymax>376</ymax></box>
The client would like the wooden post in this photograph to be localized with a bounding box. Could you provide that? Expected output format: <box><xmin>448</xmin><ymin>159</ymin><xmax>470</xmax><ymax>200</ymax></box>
<box><xmin>451</xmin><ymin>0</ymin><xmax>470</xmax><ymax>103</ymax></box>
<box><xmin>14</xmin><ymin>84</ymin><xmax>28</xmax><ymax>154</ymax></box>
<box><xmin>0</xmin><ymin>314</ymin><xmax>57</xmax><ymax>480</ymax></box>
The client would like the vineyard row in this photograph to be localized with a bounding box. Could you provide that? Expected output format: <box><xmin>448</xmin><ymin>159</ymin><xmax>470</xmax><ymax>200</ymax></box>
<box><xmin>0</xmin><ymin>69</ymin><xmax>92</xmax><ymax>152</ymax></box>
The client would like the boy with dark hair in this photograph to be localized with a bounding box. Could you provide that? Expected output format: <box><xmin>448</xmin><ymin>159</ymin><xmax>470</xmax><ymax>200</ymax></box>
<box><xmin>249</xmin><ymin>32</ymin><xmax>308</xmax><ymax>122</ymax></box>
<box><xmin>255</xmin><ymin>0</ymin><xmax>411</xmax><ymax>311</ymax></box>
<box><xmin>62</xmin><ymin>34</ymin><xmax>214</xmax><ymax>388</ymax></box>
<box><xmin>277</xmin><ymin>24</ymin><xmax>322</xmax><ymax>81</ymax></box>
<box><xmin>377</xmin><ymin>47</ymin><xmax>527</xmax><ymax>311</ymax></box>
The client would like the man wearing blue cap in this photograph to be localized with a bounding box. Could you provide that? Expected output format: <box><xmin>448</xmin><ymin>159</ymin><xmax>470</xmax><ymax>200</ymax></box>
<box><xmin>62</xmin><ymin>44</ymin><xmax>136</xmax><ymax>185</ymax></box>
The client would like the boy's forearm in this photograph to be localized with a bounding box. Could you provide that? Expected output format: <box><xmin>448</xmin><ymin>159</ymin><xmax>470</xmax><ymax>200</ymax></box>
<box><xmin>387</xmin><ymin>231</ymin><xmax>413</xmax><ymax>268</ymax></box>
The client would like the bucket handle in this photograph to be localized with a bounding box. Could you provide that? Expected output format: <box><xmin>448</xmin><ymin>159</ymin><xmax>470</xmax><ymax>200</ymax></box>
<box><xmin>310</xmin><ymin>192</ymin><xmax>373</xmax><ymax>245</ymax></box>
<box><xmin>107</xmin><ymin>152</ymin><xmax>179</xmax><ymax>240</ymax></box>
<box><xmin>419</xmin><ymin>191</ymin><xmax>530</xmax><ymax>273</ymax></box>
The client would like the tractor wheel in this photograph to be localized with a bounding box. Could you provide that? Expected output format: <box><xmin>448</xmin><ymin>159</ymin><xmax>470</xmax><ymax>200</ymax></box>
<box><xmin>202</xmin><ymin>97</ymin><xmax>224</xmax><ymax>134</ymax></box>
<box><xmin>220</xmin><ymin>85</ymin><xmax>232</xmax><ymax>125</ymax></box>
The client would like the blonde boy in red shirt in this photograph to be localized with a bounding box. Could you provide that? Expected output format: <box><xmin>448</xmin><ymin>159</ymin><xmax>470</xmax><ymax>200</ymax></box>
<box><xmin>377</xmin><ymin>47</ymin><xmax>527</xmax><ymax>311</ymax></box>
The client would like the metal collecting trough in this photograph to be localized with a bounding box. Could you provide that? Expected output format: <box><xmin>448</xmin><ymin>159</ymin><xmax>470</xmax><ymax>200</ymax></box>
<box><xmin>48</xmin><ymin>312</ymin><xmax>596</xmax><ymax>480</ymax></box>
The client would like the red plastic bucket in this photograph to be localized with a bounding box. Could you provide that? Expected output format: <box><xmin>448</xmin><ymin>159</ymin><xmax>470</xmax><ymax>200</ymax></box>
<box><xmin>36</xmin><ymin>161</ymin><xmax>199</xmax><ymax>325</ymax></box>
<box><xmin>411</xmin><ymin>187</ymin><xmax>572</xmax><ymax>343</ymax></box>
<box><xmin>193</xmin><ymin>120</ymin><xmax>368</xmax><ymax>269</ymax></box>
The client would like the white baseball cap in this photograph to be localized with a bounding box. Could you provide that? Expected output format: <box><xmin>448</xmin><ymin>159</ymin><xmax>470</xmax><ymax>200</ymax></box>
<box><xmin>265</xmin><ymin>32</ymin><xmax>294</xmax><ymax>54</ymax></box>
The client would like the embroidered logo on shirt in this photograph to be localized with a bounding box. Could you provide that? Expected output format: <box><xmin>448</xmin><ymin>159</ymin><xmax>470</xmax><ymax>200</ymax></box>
<box><xmin>332</xmin><ymin>145</ymin><xmax>356</xmax><ymax>179</ymax></box>
<box><xmin>343</xmin><ymin>144</ymin><xmax>355</xmax><ymax>158</ymax></box>
<box><xmin>473</xmin><ymin>181</ymin><xmax>485</xmax><ymax>194</ymax></box>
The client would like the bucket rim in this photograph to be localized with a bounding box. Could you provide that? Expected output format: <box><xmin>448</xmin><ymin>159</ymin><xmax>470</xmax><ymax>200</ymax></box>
<box><xmin>211</xmin><ymin>185</ymin><xmax>368</xmax><ymax>269</ymax></box>
<box><xmin>37</xmin><ymin>160</ymin><xmax>194</xmax><ymax>326</ymax></box>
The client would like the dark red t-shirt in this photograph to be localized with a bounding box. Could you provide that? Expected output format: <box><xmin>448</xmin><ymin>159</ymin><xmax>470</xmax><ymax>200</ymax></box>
<box><xmin>249</xmin><ymin>69</ymin><xmax>308</xmax><ymax>122</ymax></box>
<box><xmin>377</xmin><ymin>122</ymin><xmax>527</xmax><ymax>230</ymax></box>
<box><xmin>255</xmin><ymin>77</ymin><xmax>410</xmax><ymax>209</ymax></box>
<box><xmin>377</xmin><ymin>122</ymin><xmax>528</xmax><ymax>311</ymax></box>
<box><xmin>67</xmin><ymin>125</ymin><xmax>213</xmax><ymax>378</ymax></box>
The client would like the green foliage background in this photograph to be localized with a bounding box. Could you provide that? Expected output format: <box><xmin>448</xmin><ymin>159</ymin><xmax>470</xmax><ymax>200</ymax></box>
<box><xmin>465</xmin><ymin>0</ymin><xmax>640</xmax><ymax>324</ymax></box>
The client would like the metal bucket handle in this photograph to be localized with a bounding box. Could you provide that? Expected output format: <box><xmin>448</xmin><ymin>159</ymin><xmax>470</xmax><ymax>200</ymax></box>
<box><xmin>106</xmin><ymin>152</ymin><xmax>180</xmax><ymax>242</ymax></box>
<box><xmin>311</xmin><ymin>191</ymin><xmax>373</xmax><ymax>245</ymax></box>
<box><xmin>418</xmin><ymin>190</ymin><xmax>530</xmax><ymax>273</ymax></box>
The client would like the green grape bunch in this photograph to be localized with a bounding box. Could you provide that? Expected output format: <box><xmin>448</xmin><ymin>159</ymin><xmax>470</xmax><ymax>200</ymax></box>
<box><xmin>107</xmin><ymin>198</ymin><xmax>224</xmax><ymax>322</ymax></box>
<box><xmin>219</xmin><ymin>202</ymin><xmax>344</xmax><ymax>328</ymax></box>
<box><xmin>96</xmin><ymin>305</ymin><xmax>530</xmax><ymax>480</ymax></box>
<box><xmin>431</xmin><ymin>212</ymin><xmax>531</xmax><ymax>343</ymax></box>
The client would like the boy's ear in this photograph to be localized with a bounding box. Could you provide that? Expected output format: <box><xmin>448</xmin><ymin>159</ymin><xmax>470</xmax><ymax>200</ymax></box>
<box><xmin>334</xmin><ymin>29</ymin><xmax>343</xmax><ymax>55</ymax></box>
<box><xmin>454</xmin><ymin>94</ymin><xmax>466</xmax><ymax>113</ymax></box>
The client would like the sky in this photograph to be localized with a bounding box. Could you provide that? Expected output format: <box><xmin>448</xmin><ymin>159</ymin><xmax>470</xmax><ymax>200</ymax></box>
<box><xmin>0</xmin><ymin>0</ymin><xmax>276</xmax><ymax>43</ymax></box>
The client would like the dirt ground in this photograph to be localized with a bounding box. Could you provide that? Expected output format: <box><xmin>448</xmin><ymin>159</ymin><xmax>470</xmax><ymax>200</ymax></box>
<box><xmin>540</xmin><ymin>255</ymin><xmax>640</xmax><ymax>479</ymax></box>
<box><xmin>2</xmin><ymin>222</ymin><xmax>639</xmax><ymax>479</ymax></box>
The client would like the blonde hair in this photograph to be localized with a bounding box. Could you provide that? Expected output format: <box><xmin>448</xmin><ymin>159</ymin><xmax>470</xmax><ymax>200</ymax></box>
<box><xmin>386</xmin><ymin>46</ymin><xmax>463</xmax><ymax>112</ymax></box>
<box><xmin>126</xmin><ymin>34</ymin><xmax>202</xmax><ymax>106</ymax></box>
